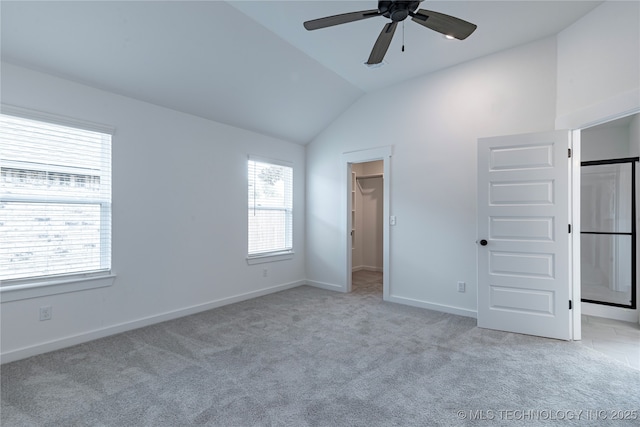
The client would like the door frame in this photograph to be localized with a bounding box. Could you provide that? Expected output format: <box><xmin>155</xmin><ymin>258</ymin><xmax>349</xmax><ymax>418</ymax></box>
<box><xmin>342</xmin><ymin>146</ymin><xmax>392</xmax><ymax>299</ymax></box>
<box><xmin>561</xmin><ymin>98</ymin><xmax>640</xmax><ymax>333</ymax></box>
<box><xmin>570</xmin><ymin>129</ymin><xmax>582</xmax><ymax>340</ymax></box>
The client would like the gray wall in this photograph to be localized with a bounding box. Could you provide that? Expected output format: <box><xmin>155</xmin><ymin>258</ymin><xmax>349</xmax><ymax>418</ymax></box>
<box><xmin>2</xmin><ymin>1</ymin><xmax>638</xmax><ymax>360</ymax></box>
<box><xmin>306</xmin><ymin>37</ymin><xmax>559</xmax><ymax>317</ymax></box>
<box><xmin>1</xmin><ymin>63</ymin><xmax>306</xmax><ymax>360</ymax></box>
<box><xmin>306</xmin><ymin>1</ymin><xmax>640</xmax><ymax>318</ymax></box>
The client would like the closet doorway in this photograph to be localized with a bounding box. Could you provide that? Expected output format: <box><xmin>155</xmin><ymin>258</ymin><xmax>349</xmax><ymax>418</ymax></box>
<box><xmin>351</xmin><ymin>160</ymin><xmax>384</xmax><ymax>296</ymax></box>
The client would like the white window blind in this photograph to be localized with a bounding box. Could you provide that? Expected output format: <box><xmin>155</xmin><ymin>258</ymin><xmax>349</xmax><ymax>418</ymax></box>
<box><xmin>0</xmin><ymin>113</ymin><xmax>112</xmax><ymax>282</ymax></box>
<box><xmin>248</xmin><ymin>158</ymin><xmax>293</xmax><ymax>256</ymax></box>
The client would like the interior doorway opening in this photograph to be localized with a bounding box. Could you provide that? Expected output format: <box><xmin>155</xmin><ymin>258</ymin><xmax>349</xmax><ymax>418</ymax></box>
<box><xmin>342</xmin><ymin>145</ymin><xmax>391</xmax><ymax>299</ymax></box>
<box><xmin>351</xmin><ymin>160</ymin><xmax>384</xmax><ymax>296</ymax></box>
<box><xmin>579</xmin><ymin>112</ymin><xmax>640</xmax><ymax>322</ymax></box>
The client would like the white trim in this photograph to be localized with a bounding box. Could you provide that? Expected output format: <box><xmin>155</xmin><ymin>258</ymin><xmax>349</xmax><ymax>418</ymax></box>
<box><xmin>1</xmin><ymin>274</ymin><xmax>116</xmax><ymax>303</ymax></box>
<box><xmin>247</xmin><ymin>158</ymin><xmax>293</xmax><ymax>257</ymax></box>
<box><xmin>1</xmin><ymin>110</ymin><xmax>113</xmax><ymax>284</ymax></box>
<box><xmin>555</xmin><ymin>89</ymin><xmax>640</xmax><ymax>131</ymax></box>
<box><xmin>342</xmin><ymin>146</ymin><xmax>392</xmax><ymax>163</ymax></box>
<box><xmin>570</xmin><ymin>130</ymin><xmax>582</xmax><ymax>340</ymax></box>
<box><xmin>1</xmin><ymin>104</ymin><xmax>115</xmax><ymax>135</ymax></box>
<box><xmin>306</xmin><ymin>280</ymin><xmax>345</xmax><ymax>292</ymax></box>
<box><xmin>341</xmin><ymin>146</ymin><xmax>392</xmax><ymax>300</ymax></box>
<box><xmin>248</xmin><ymin>154</ymin><xmax>293</xmax><ymax>168</ymax></box>
<box><xmin>345</xmin><ymin>162</ymin><xmax>353</xmax><ymax>292</ymax></box>
<box><xmin>1</xmin><ymin>195</ymin><xmax>109</xmax><ymax>204</ymax></box>
<box><xmin>0</xmin><ymin>279</ymin><xmax>305</xmax><ymax>364</ymax></box>
<box><xmin>562</xmin><ymin>94</ymin><xmax>640</xmax><ymax>336</ymax></box>
<box><xmin>387</xmin><ymin>295</ymin><xmax>477</xmax><ymax>319</ymax></box>
<box><xmin>246</xmin><ymin>252</ymin><xmax>294</xmax><ymax>265</ymax></box>
<box><xmin>382</xmin><ymin>156</ymin><xmax>391</xmax><ymax>301</ymax></box>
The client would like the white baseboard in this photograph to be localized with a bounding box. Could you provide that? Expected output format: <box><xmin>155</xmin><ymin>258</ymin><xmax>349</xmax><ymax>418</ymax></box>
<box><xmin>1</xmin><ymin>280</ymin><xmax>482</xmax><ymax>363</ymax></box>
<box><xmin>306</xmin><ymin>281</ymin><xmax>477</xmax><ymax>319</ymax></box>
<box><xmin>0</xmin><ymin>280</ymin><xmax>305</xmax><ymax>364</ymax></box>
<box><xmin>387</xmin><ymin>294</ymin><xmax>477</xmax><ymax>319</ymax></box>
<box><xmin>305</xmin><ymin>280</ymin><xmax>345</xmax><ymax>292</ymax></box>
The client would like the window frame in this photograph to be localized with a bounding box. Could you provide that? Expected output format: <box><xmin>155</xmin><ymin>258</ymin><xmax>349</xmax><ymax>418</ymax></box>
<box><xmin>0</xmin><ymin>105</ymin><xmax>116</xmax><ymax>300</ymax></box>
<box><xmin>247</xmin><ymin>156</ymin><xmax>294</xmax><ymax>264</ymax></box>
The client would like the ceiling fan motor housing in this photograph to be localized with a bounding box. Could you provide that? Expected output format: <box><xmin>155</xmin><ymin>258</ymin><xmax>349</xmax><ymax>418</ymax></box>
<box><xmin>303</xmin><ymin>0</ymin><xmax>476</xmax><ymax>65</ymax></box>
<box><xmin>379</xmin><ymin>0</ymin><xmax>422</xmax><ymax>22</ymax></box>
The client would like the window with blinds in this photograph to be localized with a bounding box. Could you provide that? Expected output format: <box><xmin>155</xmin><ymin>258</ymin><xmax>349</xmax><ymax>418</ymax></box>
<box><xmin>0</xmin><ymin>112</ymin><xmax>112</xmax><ymax>282</ymax></box>
<box><xmin>248</xmin><ymin>158</ymin><xmax>293</xmax><ymax>257</ymax></box>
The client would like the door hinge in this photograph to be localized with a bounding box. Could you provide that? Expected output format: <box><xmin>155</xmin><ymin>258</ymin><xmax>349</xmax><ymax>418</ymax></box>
<box><xmin>568</xmin><ymin>148</ymin><xmax>572</xmax><ymax>158</ymax></box>
<box><xmin>569</xmin><ymin>300</ymin><xmax>572</xmax><ymax>310</ymax></box>
<box><xmin>568</xmin><ymin>224</ymin><xmax>571</xmax><ymax>233</ymax></box>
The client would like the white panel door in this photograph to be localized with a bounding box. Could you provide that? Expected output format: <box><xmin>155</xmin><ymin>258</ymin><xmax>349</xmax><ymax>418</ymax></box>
<box><xmin>478</xmin><ymin>131</ymin><xmax>572</xmax><ymax>340</ymax></box>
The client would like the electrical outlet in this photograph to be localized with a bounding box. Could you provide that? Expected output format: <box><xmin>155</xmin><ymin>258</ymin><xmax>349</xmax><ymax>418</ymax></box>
<box><xmin>263</xmin><ymin>268</ymin><xmax>268</xmax><ymax>277</ymax></box>
<box><xmin>457</xmin><ymin>281</ymin><xmax>466</xmax><ymax>293</ymax></box>
<box><xmin>39</xmin><ymin>306</ymin><xmax>52</xmax><ymax>321</ymax></box>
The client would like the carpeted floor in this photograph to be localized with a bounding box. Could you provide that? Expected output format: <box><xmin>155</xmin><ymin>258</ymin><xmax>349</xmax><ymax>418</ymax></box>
<box><xmin>2</xmin><ymin>273</ymin><xmax>639</xmax><ymax>426</ymax></box>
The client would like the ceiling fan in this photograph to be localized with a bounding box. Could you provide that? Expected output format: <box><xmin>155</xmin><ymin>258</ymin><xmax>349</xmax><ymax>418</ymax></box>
<box><xmin>303</xmin><ymin>0</ymin><xmax>477</xmax><ymax>65</ymax></box>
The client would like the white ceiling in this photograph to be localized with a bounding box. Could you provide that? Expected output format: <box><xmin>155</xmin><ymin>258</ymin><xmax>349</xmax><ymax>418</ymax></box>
<box><xmin>231</xmin><ymin>1</ymin><xmax>601</xmax><ymax>92</ymax></box>
<box><xmin>1</xmin><ymin>1</ymin><xmax>601</xmax><ymax>144</ymax></box>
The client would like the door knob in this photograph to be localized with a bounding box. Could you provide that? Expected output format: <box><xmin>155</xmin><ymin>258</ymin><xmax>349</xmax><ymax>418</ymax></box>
<box><xmin>479</xmin><ymin>239</ymin><xmax>488</xmax><ymax>246</ymax></box>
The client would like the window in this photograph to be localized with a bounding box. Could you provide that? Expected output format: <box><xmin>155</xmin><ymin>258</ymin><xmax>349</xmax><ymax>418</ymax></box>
<box><xmin>248</xmin><ymin>157</ymin><xmax>293</xmax><ymax>258</ymax></box>
<box><xmin>0</xmin><ymin>112</ymin><xmax>112</xmax><ymax>282</ymax></box>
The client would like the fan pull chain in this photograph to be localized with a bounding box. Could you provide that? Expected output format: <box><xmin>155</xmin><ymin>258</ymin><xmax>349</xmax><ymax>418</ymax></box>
<box><xmin>402</xmin><ymin>21</ymin><xmax>405</xmax><ymax>52</ymax></box>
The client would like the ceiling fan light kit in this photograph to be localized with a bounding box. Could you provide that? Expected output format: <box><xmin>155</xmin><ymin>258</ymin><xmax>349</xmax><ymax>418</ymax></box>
<box><xmin>303</xmin><ymin>0</ymin><xmax>477</xmax><ymax>65</ymax></box>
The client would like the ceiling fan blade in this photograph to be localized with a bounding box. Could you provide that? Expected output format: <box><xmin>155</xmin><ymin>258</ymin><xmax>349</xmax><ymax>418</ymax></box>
<box><xmin>366</xmin><ymin>22</ymin><xmax>398</xmax><ymax>65</ymax></box>
<box><xmin>411</xmin><ymin>9</ymin><xmax>477</xmax><ymax>40</ymax></box>
<box><xmin>304</xmin><ymin>9</ymin><xmax>381</xmax><ymax>31</ymax></box>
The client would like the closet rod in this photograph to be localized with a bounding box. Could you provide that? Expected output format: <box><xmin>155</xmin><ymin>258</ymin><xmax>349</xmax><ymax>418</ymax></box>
<box><xmin>356</xmin><ymin>173</ymin><xmax>383</xmax><ymax>180</ymax></box>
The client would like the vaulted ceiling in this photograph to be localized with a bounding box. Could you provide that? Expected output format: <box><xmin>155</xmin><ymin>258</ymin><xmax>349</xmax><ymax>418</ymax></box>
<box><xmin>1</xmin><ymin>1</ymin><xmax>601</xmax><ymax>144</ymax></box>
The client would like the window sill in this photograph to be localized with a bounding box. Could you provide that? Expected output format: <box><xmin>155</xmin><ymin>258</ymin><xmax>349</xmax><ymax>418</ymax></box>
<box><xmin>246</xmin><ymin>252</ymin><xmax>294</xmax><ymax>265</ymax></box>
<box><xmin>0</xmin><ymin>273</ymin><xmax>116</xmax><ymax>303</ymax></box>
